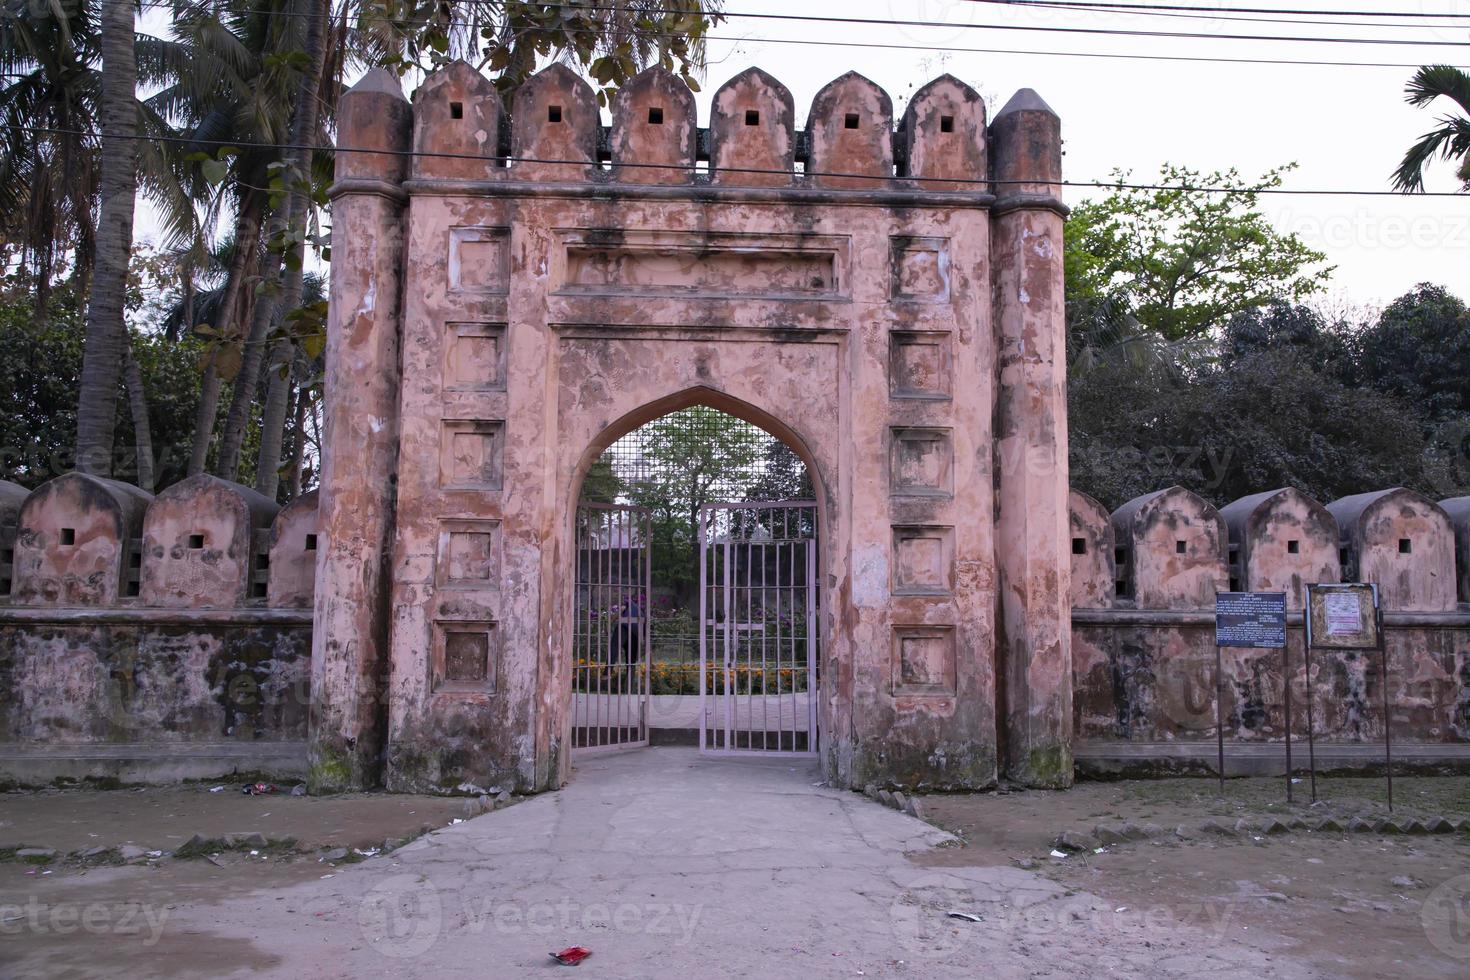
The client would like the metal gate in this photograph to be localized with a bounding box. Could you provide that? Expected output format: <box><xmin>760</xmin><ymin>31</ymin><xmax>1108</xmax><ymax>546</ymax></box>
<box><xmin>572</xmin><ymin>504</ymin><xmax>650</xmax><ymax>753</ymax></box>
<box><xmin>698</xmin><ymin>501</ymin><xmax>819</xmax><ymax>755</ymax></box>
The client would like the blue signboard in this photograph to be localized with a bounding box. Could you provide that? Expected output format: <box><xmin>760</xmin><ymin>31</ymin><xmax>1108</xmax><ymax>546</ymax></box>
<box><xmin>1214</xmin><ymin>592</ymin><xmax>1287</xmax><ymax>649</ymax></box>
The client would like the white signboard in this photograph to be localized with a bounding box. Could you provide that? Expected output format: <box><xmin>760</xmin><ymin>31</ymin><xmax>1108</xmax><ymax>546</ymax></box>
<box><xmin>1324</xmin><ymin>592</ymin><xmax>1363</xmax><ymax>636</ymax></box>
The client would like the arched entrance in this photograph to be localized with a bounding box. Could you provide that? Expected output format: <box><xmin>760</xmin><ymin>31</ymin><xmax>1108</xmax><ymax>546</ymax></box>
<box><xmin>315</xmin><ymin>61</ymin><xmax>1074</xmax><ymax>796</ymax></box>
<box><xmin>567</xmin><ymin>401</ymin><xmax>823</xmax><ymax>758</ymax></box>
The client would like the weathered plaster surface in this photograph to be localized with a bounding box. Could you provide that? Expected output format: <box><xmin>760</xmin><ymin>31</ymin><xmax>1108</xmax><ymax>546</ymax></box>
<box><xmin>267</xmin><ymin>490</ymin><xmax>320</xmax><ymax>609</ymax></box>
<box><xmin>139</xmin><ymin>474</ymin><xmax>278</xmax><ymax>609</ymax></box>
<box><xmin>1113</xmin><ymin>486</ymin><xmax>1229</xmax><ymax>610</ymax></box>
<box><xmin>1068</xmin><ymin>489</ymin><xmax>1114</xmax><ymax>610</ymax></box>
<box><xmin>12</xmin><ymin>473</ymin><xmax>150</xmax><ymax>606</ymax></box>
<box><xmin>1328</xmin><ymin>489</ymin><xmax>1456</xmax><ymax>612</ymax></box>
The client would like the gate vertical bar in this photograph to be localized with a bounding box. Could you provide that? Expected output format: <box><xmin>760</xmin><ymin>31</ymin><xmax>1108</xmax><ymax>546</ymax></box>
<box><xmin>698</xmin><ymin>508</ymin><xmax>708</xmax><ymax>752</ymax></box>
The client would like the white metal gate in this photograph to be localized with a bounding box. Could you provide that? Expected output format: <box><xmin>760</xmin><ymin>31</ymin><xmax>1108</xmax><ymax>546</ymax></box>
<box><xmin>572</xmin><ymin>504</ymin><xmax>650</xmax><ymax>753</ymax></box>
<box><xmin>698</xmin><ymin>501</ymin><xmax>819</xmax><ymax>755</ymax></box>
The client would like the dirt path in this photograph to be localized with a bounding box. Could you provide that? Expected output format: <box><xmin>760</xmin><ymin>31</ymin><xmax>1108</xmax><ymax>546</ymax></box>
<box><xmin>0</xmin><ymin>752</ymin><xmax>1342</xmax><ymax>979</ymax></box>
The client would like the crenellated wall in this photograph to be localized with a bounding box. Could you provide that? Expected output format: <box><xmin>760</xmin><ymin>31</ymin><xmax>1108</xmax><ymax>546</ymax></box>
<box><xmin>4</xmin><ymin>60</ymin><xmax>1468</xmax><ymax>790</ymax></box>
<box><xmin>0</xmin><ymin>474</ymin><xmax>318</xmax><ymax>785</ymax></box>
<box><xmin>316</xmin><ymin>60</ymin><xmax>1070</xmax><ymax>795</ymax></box>
<box><xmin>1072</xmin><ymin>484</ymin><xmax>1470</xmax><ymax>776</ymax></box>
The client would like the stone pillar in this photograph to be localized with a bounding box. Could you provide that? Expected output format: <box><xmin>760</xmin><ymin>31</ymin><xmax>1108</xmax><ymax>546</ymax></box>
<box><xmin>990</xmin><ymin>89</ymin><xmax>1073</xmax><ymax>788</ymax></box>
<box><xmin>308</xmin><ymin>69</ymin><xmax>411</xmax><ymax>792</ymax></box>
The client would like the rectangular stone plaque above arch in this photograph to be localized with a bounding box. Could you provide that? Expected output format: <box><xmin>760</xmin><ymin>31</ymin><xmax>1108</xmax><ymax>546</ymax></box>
<box><xmin>432</xmin><ymin>620</ymin><xmax>498</xmax><ymax>694</ymax></box>
<box><xmin>448</xmin><ymin>227</ymin><xmax>510</xmax><ymax>294</ymax></box>
<box><xmin>889</xmin><ymin>236</ymin><xmax>950</xmax><ymax>303</ymax></box>
<box><xmin>889</xmin><ymin>427</ymin><xmax>954</xmax><ymax>497</ymax></box>
<box><xmin>889</xmin><ymin>331</ymin><xmax>952</xmax><ymax>400</ymax></box>
<box><xmin>892</xmin><ymin>525</ymin><xmax>956</xmax><ymax>596</ymax></box>
<box><xmin>553</xmin><ymin>229</ymin><xmax>850</xmax><ymax>300</ymax></box>
<box><xmin>438</xmin><ymin>419</ymin><xmax>504</xmax><ymax>490</ymax></box>
<box><xmin>891</xmin><ymin>625</ymin><xmax>957</xmax><ymax>696</ymax></box>
<box><xmin>443</xmin><ymin>322</ymin><xmax>507</xmax><ymax>392</ymax></box>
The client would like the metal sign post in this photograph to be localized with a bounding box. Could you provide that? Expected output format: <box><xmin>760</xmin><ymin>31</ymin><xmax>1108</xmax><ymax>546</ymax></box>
<box><xmin>1305</xmin><ymin>583</ymin><xmax>1388</xmax><ymax>810</ymax></box>
<box><xmin>1214</xmin><ymin>592</ymin><xmax>1287</xmax><ymax>795</ymax></box>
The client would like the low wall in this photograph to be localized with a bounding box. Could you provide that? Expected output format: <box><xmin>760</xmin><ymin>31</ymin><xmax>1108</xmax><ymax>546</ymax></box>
<box><xmin>1072</xmin><ymin>609</ymin><xmax>1470</xmax><ymax>777</ymax></box>
<box><xmin>0</xmin><ymin>607</ymin><xmax>311</xmax><ymax>785</ymax></box>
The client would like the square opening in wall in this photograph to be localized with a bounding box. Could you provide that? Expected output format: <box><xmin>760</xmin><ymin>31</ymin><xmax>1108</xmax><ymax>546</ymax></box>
<box><xmin>1339</xmin><ymin>547</ymin><xmax>1349</xmax><ymax>566</ymax></box>
<box><xmin>547</xmin><ymin>104</ymin><xmax>563</xmax><ymax>123</ymax></box>
<box><xmin>744</xmin><ymin>109</ymin><xmax>760</xmax><ymax>126</ymax></box>
<box><xmin>252</xmin><ymin>581</ymin><xmax>267</xmax><ymax>598</ymax></box>
<box><xmin>1229</xmin><ymin>576</ymin><xmax>1241</xmax><ymax>591</ymax></box>
<box><xmin>844</xmin><ymin>112</ymin><xmax>859</xmax><ymax>129</ymax></box>
<box><xmin>1399</xmin><ymin>538</ymin><xmax>1412</xmax><ymax>554</ymax></box>
<box><xmin>648</xmin><ymin>106</ymin><xmax>664</xmax><ymax>125</ymax></box>
<box><xmin>188</xmin><ymin>533</ymin><xmax>204</xmax><ymax>549</ymax></box>
<box><xmin>125</xmin><ymin>580</ymin><xmax>138</xmax><ymax>597</ymax></box>
<box><xmin>1072</xmin><ymin>538</ymin><xmax>1087</xmax><ymax>556</ymax></box>
<box><xmin>449</xmin><ymin>100</ymin><xmax>463</xmax><ymax>119</ymax></box>
<box><xmin>2</xmin><ymin>547</ymin><xmax>12</xmax><ymax>564</ymax></box>
<box><xmin>1287</xmin><ymin>540</ymin><xmax>1300</xmax><ymax>554</ymax></box>
<box><xmin>305</xmin><ymin>533</ymin><xmax>318</xmax><ymax>551</ymax></box>
<box><xmin>1114</xmin><ymin>546</ymin><xmax>1127</xmax><ymax>566</ymax></box>
<box><xmin>59</xmin><ymin>527</ymin><xmax>75</xmax><ymax>546</ymax></box>
<box><xmin>1175</xmin><ymin>540</ymin><xmax>1187</xmax><ymax>554</ymax></box>
<box><xmin>939</xmin><ymin>114</ymin><xmax>954</xmax><ymax>133</ymax></box>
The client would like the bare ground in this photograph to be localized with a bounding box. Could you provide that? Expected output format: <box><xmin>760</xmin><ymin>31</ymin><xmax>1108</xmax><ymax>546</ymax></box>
<box><xmin>917</xmin><ymin>775</ymin><xmax>1470</xmax><ymax>980</ymax></box>
<box><xmin>0</xmin><ymin>769</ymin><xmax>1466</xmax><ymax>978</ymax></box>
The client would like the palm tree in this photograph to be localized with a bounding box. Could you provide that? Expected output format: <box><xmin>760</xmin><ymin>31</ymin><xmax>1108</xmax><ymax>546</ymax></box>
<box><xmin>153</xmin><ymin>0</ymin><xmax>311</xmax><ymax>476</ymax></box>
<box><xmin>1393</xmin><ymin>65</ymin><xmax>1470</xmax><ymax>194</ymax></box>
<box><xmin>219</xmin><ymin>0</ymin><xmax>334</xmax><ymax>485</ymax></box>
<box><xmin>74</xmin><ymin>0</ymin><xmax>140</xmax><ymax>476</ymax></box>
<box><xmin>0</xmin><ymin>0</ymin><xmax>99</xmax><ymax>315</ymax></box>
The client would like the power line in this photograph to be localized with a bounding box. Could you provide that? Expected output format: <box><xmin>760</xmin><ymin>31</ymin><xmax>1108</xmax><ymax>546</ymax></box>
<box><xmin>123</xmin><ymin>0</ymin><xmax>1445</xmax><ymax>69</ymax></box>
<box><xmin>962</xmin><ymin>0</ymin><xmax>1470</xmax><ymax>30</ymax></box>
<box><xmin>965</xmin><ymin>0</ymin><xmax>1470</xmax><ymax>18</ymax></box>
<box><xmin>22</xmin><ymin>123</ymin><xmax>1469</xmax><ymax>198</ymax></box>
<box><xmin>128</xmin><ymin>0</ymin><xmax>1470</xmax><ymax>49</ymax></box>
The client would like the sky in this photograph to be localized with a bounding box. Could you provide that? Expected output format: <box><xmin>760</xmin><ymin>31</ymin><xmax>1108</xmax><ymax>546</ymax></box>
<box><xmin>136</xmin><ymin>0</ymin><xmax>1470</xmax><ymax>311</ymax></box>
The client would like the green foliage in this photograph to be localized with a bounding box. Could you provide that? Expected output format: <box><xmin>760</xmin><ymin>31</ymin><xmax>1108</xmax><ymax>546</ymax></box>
<box><xmin>1070</xmin><ymin>293</ymin><xmax>1470</xmax><ymax>509</ymax></box>
<box><xmin>355</xmin><ymin>0</ymin><xmax>723</xmax><ymax>105</ymax></box>
<box><xmin>1393</xmin><ymin>64</ymin><xmax>1470</xmax><ymax>193</ymax></box>
<box><xmin>620</xmin><ymin>407</ymin><xmax>765</xmax><ymax>598</ymax></box>
<box><xmin>1064</xmin><ymin>164</ymin><xmax>1333</xmax><ymax>340</ymax></box>
<box><xmin>0</xmin><ymin>296</ymin><xmax>201</xmax><ymax>487</ymax></box>
<box><xmin>1354</xmin><ymin>284</ymin><xmax>1470</xmax><ymax>421</ymax></box>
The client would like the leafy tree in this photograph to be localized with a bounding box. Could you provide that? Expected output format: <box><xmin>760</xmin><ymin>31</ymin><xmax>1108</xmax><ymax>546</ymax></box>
<box><xmin>0</xmin><ymin>296</ymin><xmax>200</xmax><ymax>488</ymax></box>
<box><xmin>1393</xmin><ymin>65</ymin><xmax>1470</xmax><ymax>193</ymax></box>
<box><xmin>1355</xmin><ymin>284</ymin><xmax>1470</xmax><ymax>422</ymax></box>
<box><xmin>1219</xmin><ymin>301</ymin><xmax>1352</xmax><ymax>374</ymax></box>
<box><xmin>1065</xmin><ymin>164</ymin><xmax>1332</xmax><ymax>340</ymax></box>
<box><xmin>1069</xmin><ymin>345</ymin><xmax>1438</xmax><ymax>509</ymax></box>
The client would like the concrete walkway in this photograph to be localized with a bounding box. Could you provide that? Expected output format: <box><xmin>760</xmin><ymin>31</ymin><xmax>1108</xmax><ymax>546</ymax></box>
<box><xmin>147</xmin><ymin>748</ymin><xmax>1323</xmax><ymax>978</ymax></box>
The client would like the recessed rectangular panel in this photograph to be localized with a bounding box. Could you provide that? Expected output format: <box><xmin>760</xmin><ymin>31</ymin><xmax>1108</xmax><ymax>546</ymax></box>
<box><xmin>889</xmin><ymin>331</ymin><xmax>951</xmax><ymax>399</ymax></box>
<box><xmin>890</xmin><ymin>237</ymin><xmax>950</xmax><ymax>302</ymax></box>
<box><xmin>890</xmin><ymin>428</ymin><xmax>953</xmax><ymax>497</ymax></box>
<box><xmin>444</xmin><ymin>323</ymin><xmax>506</xmax><ymax>391</ymax></box>
<box><xmin>448</xmin><ymin>227</ymin><xmax>509</xmax><ymax>293</ymax></box>
<box><xmin>439</xmin><ymin>420</ymin><xmax>504</xmax><ymax>490</ymax></box>
<box><xmin>434</xmin><ymin>620</ymin><xmax>497</xmax><ymax>693</ymax></box>
<box><xmin>892</xmin><ymin>626</ymin><xmax>956</xmax><ymax>696</ymax></box>
<box><xmin>892</xmin><ymin>525</ymin><xmax>955</xmax><ymax>595</ymax></box>
<box><xmin>557</xmin><ymin>231</ymin><xmax>848</xmax><ymax>299</ymax></box>
<box><xmin>437</xmin><ymin>519</ymin><xmax>501</xmax><ymax>589</ymax></box>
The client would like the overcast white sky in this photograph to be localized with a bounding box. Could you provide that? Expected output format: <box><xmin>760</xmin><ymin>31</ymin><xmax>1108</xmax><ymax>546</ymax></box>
<box><xmin>137</xmin><ymin>0</ymin><xmax>1470</xmax><ymax>310</ymax></box>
